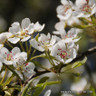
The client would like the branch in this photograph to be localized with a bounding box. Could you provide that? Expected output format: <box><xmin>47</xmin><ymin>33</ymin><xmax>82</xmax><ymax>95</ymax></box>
<box><xmin>24</xmin><ymin>46</ymin><xmax>96</xmax><ymax>85</ymax></box>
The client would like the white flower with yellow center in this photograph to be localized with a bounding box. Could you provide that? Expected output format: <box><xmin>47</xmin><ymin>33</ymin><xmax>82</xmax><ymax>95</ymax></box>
<box><xmin>8</xmin><ymin>18</ymin><xmax>45</xmax><ymax>44</ymax></box>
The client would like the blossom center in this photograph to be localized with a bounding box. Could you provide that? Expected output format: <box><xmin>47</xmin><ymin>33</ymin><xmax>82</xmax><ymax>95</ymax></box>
<box><xmin>57</xmin><ymin>48</ymin><xmax>67</xmax><ymax>59</ymax></box>
<box><xmin>6</xmin><ymin>53</ymin><xmax>12</xmax><ymax>61</ymax></box>
<box><xmin>62</xmin><ymin>5</ymin><xmax>71</xmax><ymax>16</ymax></box>
<box><xmin>81</xmin><ymin>4</ymin><xmax>91</xmax><ymax>13</ymax></box>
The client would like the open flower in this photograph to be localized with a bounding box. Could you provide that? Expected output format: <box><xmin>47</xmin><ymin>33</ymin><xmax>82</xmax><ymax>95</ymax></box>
<box><xmin>53</xmin><ymin>26</ymin><xmax>81</xmax><ymax>42</ymax></box>
<box><xmin>13</xmin><ymin>51</ymin><xmax>35</xmax><ymax>79</ymax></box>
<box><xmin>0</xmin><ymin>47</ymin><xmax>20</xmax><ymax>65</ymax></box>
<box><xmin>8</xmin><ymin>18</ymin><xmax>45</xmax><ymax>44</ymax></box>
<box><xmin>50</xmin><ymin>40</ymin><xmax>78</xmax><ymax>64</ymax></box>
<box><xmin>0</xmin><ymin>32</ymin><xmax>12</xmax><ymax>46</ymax></box>
<box><xmin>57</xmin><ymin>0</ymin><xmax>73</xmax><ymax>20</ymax></box>
<box><xmin>30</xmin><ymin>33</ymin><xmax>58</xmax><ymax>52</ymax></box>
<box><xmin>74</xmin><ymin>0</ymin><xmax>96</xmax><ymax>18</ymax></box>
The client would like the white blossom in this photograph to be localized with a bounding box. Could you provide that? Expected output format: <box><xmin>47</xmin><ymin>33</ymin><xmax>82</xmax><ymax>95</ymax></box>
<box><xmin>0</xmin><ymin>47</ymin><xmax>20</xmax><ymax>65</ymax></box>
<box><xmin>13</xmin><ymin>51</ymin><xmax>35</xmax><ymax>79</ymax></box>
<box><xmin>56</xmin><ymin>0</ymin><xmax>81</xmax><ymax>26</ymax></box>
<box><xmin>0</xmin><ymin>32</ymin><xmax>12</xmax><ymax>45</ymax></box>
<box><xmin>54</xmin><ymin>26</ymin><xmax>81</xmax><ymax>42</ymax></box>
<box><xmin>57</xmin><ymin>0</ymin><xmax>73</xmax><ymax>21</ymax></box>
<box><xmin>50</xmin><ymin>40</ymin><xmax>78</xmax><ymax>64</ymax></box>
<box><xmin>30</xmin><ymin>33</ymin><xmax>58</xmax><ymax>52</ymax></box>
<box><xmin>8</xmin><ymin>18</ymin><xmax>45</xmax><ymax>44</ymax></box>
<box><xmin>74</xmin><ymin>0</ymin><xmax>96</xmax><ymax>18</ymax></box>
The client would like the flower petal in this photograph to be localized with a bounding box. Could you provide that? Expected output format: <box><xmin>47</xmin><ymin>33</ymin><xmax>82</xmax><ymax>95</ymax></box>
<box><xmin>8</xmin><ymin>37</ymin><xmax>20</xmax><ymax>44</ymax></box>
<box><xmin>21</xmin><ymin>18</ymin><xmax>31</xmax><ymax>30</ymax></box>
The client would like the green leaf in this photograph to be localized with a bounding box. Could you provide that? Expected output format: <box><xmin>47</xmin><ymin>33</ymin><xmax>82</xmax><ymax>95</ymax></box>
<box><xmin>91</xmin><ymin>16</ymin><xmax>96</xmax><ymax>25</ymax></box>
<box><xmin>38</xmin><ymin>76</ymin><xmax>49</xmax><ymax>84</ymax></box>
<box><xmin>90</xmin><ymin>86</ymin><xmax>96</xmax><ymax>96</ymax></box>
<box><xmin>32</xmin><ymin>84</ymin><xmax>46</xmax><ymax>96</ymax></box>
<box><xmin>21</xmin><ymin>78</ymin><xmax>37</xmax><ymax>96</ymax></box>
<box><xmin>74</xmin><ymin>24</ymin><xmax>92</xmax><ymax>29</ymax></box>
<box><xmin>72</xmin><ymin>57</ymin><xmax>87</xmax><ymax>68</ymax></box>
<box><xmin>71</xmin><ymin>72</ymin><xmax>81</xmax><ymax>77</ymax></box>
<box><xmin>32</xmin><ymin>81</ymin><xmax>61</xmax><ymax>96</ymax></box>
<box><xmin>35</xmin><ymin>33</ymin><xmax>39</xmax><ymax>41</ymax></box>
<box><xmin>36</xmin><ymin>81</ymin><xmax>61</xmax><ymax>88</ymax></box>
<box><xmin>6</xmin><ymin>84</ymin><xmax>21</xmax><ymax>91</ymax></box>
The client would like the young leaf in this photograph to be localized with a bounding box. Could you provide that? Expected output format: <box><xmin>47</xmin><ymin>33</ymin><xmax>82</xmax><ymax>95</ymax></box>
<box><xmin>32</xmin><ymin>84</ymin><xmax>46</xmax><ymax>96</ymax></box>
<box><xmin>72</xmin><ymin>57</ymin><xmax>87</xmax><ymax>68</ymax></box>
<box><xmin>38</xmin><ymin>76</ymin><xmax>49</xmax><ymax>84</ymax></box>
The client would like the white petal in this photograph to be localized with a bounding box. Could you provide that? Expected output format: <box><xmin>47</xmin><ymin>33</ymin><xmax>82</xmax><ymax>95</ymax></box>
<box><xmin>50</xmin><ymin>35</ymin><xmax>56</xmax><ymax>45</ymax></box>
<box><xmin>47</xmin><ymin>33</ymin><xmax>51</xmax><ymax>39</ymax></box>
<box><xmin>9</xmin><ymin>22</ymin><xmax>21</xmax><ymax>35</ymax></box>
<box><xmin>0</xmin><ymin>33</ymin><xmax>7</xmax><ymax>44</ymax></box>
<box><xmin>50</xmin><ymin>44</ymin><xmax>60</xmax><ymax>57</ymax></box>
<box><xmin>21</xmin><ymin>36</ymin><xmax>31</xmax><ymax>42</ymax></box>
<box><xmin>65</xmin><ymin>58</ymin><xmax>73</xmax><ymax>64</ymax></box>
<box><xmin>34</xmin><ymin>22</ymin><xmax>45</xmax><ymax>32</ymax></box>
<box><xmin>21</xmin><ymin>18</ymin><xmax>31</xmax><ymax>30</ymax></box>
<box><xmin>20</xmin><ymin>52</ymin><xmax>27</xmax><ymax>61</ymax></box>
<box><xmin>67</xmin><ymin>42</ymin><xmax>75</xmax><ymax>49</ymax></box>
<box><xmin>91</xmin><ymin>5</ymin><xmax>96</xmax><ymax>15</ymax></box>
<box><xmin>24</xmin><ymin>62</ymin><xmax>35</xmax><ymax>74</ymax></box>
<box><xmin>57</xmin><ymin>9</ymin><xmax>72</xmax><ymax>20</ymax></box>
<box><xmin>4</xmin><ymin>60</ymin><xmax>13</xmax><ymax>65</ymax></box>
<box><xmin>0</xmin><ymin>47</ymin><xmax>9</xmax><ymax>58</ymax></box>
<box><xmin>56</xmin><ymin>5</ymin><xmax>64</xmax><ymax>14</ymax></box>
<box><xmin>55</xmin><ymin>21</ymin><xmax>66</xmax><ymax>31</ymax></box>
<box><xmin>44</xmin><ymin>89</ymin><xmax>51</xmax><ymax>96</ymax></box>
<box><xmin>0</xmin><ymin>62</ymin><xmax>2</xmax><ymax>71</ymax></box>
<box><xmin>30</xmin><ymin>39</ymin><xmax>44</xmax><ymax>52</ymax></box>
<box><xmin>11</xmin><ymin>47</ymin><xmax>21</xmax><ymax>56</ymax></box>
<box><xmin>3</xmin><ymin>32</ymin><xmax>12</xmax><ymax>38</ymax></box>
<box><xmin>8</xmin><ymin>37</ymin><xmax>20</xmax><ymax>44</ymax></box>
<box><xmin>58</xmin><ymin>40</ymin><xmax>66</xmax><ymax>49</ymax></box>
<box><xmin>75</xmin><ymin>0</ymin><xmax>87</xmax><ymax>8</ymax></box>
<box><xmin>27</xmin><ymin>24</ymin><xmax>34</xmax><ymax>34</ymax></box>
<box><xmin>61</xmin><ymin>0</ymin><xmax>69</xmax><ymax>5</ymax></box>
<box><xmin>13</xmin><ymin>53</ymin><xmax>26</xmax><ymax>66</ymax></box>
<box><xmin>38</xmin><ymin>34</ymin><xmax>47</xmax><ymax>42</ymax></box>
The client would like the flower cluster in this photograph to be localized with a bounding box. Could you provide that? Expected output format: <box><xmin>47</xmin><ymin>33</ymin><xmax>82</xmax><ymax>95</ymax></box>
<box><xmin>0</xmin><ymin>0</ymin><xmax>95</xmax><ymax>81</ymax></box>
<box><xmin>0</xmin><ymin>0</ymin><xmax>96</xmax><ymax>95</ymax></box>
<box><xmin>56</xmin><ymin>0</ymin><xmax>96</xmax><ymax>26</ymax></box>
<box><xmin>0</xmin><ymin>18</ymin><xmax>44</xmax><ymax>79</ymax></box>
